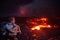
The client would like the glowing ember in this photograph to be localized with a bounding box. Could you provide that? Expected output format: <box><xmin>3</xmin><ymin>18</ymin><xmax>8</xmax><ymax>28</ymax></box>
<box><xmin>48</xmin><ymin>25</ymin><xmax>51</xmax><ymax>28</ymax></box>
<box><xmin>31</xmin><ymin>22</ymin><xmax>38</xmax><ymax>25</ymax></box>
<box><xmin>34</xmin><ymin>26</ymin><xmax>40</xmax><ymax>30</ymax></box>
<box><xmin>31</xmin><ymin>26</ymin><xmax>40</xmax><ymax>30</ymax></box>
<box><xmin>27</xmin><ymin>17</ymin><xmax>51</xmax><ymax>30</ymax></box>
<box><xmin>40</xmin><ymin>18</ymin><xmax>47</xmax><ymax>21</ymax></box>
<box><xmin>31</xmin><ymin>25</ymin><xmax>51</xmax><ymax>30</ymax></box>
<box><xmin>39</xmin><ymin>25</ymin><xmax>51</xmax><ymax>28</ymax></box>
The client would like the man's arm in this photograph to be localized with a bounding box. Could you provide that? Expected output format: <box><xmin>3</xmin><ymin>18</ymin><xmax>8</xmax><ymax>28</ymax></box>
<box><xmin>13</xmin><ymin>24</ymin><xmax>21</xmax><ymax>34</ymax></box>
<box><xmin>17</xmin><ymin>25</ymin><xmax>21</xmax><ymax>34</ymax></box>
<box><xmin>5</xmin><ymin>24</ymin><xmax>16</xmax><ymax>33</ymax></box>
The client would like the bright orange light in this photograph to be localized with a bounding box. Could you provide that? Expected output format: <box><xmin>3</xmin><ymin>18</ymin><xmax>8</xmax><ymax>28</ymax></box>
<box><xmin>40</xmin><ymin>18</ymin><xmax>47</xmax><ymax>21</ymax></box>
<box><xmin>31</xmin><ymin>26</ymin><xmax>40</xmax><ymax>30</ymax></box>
<box><xmin>48</xmin><ymin>25</ymin><xmax>50</xmax><ymax>27</ymax></box>
<box><xmin>34</xmin><ymin>26</ymin><xmax>40</xmax><ymax>30</ymax></box>
<box><xmin>39</xmin><ymin>25</ymin><xmax>46</xmax><ymax>27</ymax></box>
<box><xmin>31</xmin><ymin>22</ymin><xmax>38</xmax><ymax>25</ymax></box>
<box><xmin>31</xmin><ymin>28</ymin><xmax>35</xmax><ymax>30</ymax></box>
<box><xmin>39</xmin><ymin>25</ymin><xmax>51</xmax><ymax>28</ymax></box>
<box><xmin>31</xmin><ymin>25</ymin><xmax>51</xmax><ymax>30</ymax></box>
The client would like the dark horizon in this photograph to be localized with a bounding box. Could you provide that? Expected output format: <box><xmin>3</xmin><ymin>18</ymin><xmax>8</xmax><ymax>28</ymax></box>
<box><xmin>0</xmin><ymin>0</ymin><xmax>60</xmax><ymax>17</ymax></box>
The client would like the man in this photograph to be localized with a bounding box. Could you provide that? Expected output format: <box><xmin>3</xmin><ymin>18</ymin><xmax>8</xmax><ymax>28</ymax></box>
<box><xmin>2</xmin><ymin>17</ymin><xmax>21</xmax><ymax>40</ymax></box>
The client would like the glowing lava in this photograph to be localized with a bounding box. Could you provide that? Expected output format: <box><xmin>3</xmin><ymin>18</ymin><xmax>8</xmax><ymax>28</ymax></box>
<box><xmin>27</xmin><ymin>17</ymin><xmax>51</xmax><ymax>30</ymax></box>
<box><xmin>31</xmin><ymin>25</ymin><xmax>51</xmax><ymax>30</ymax></box>
<box><xmin>40</xmin><ymin>18</ymin><xmax>47</xmax><ymax>21</ymax></box>
<box><xmin>32</xmin><ymin>26</ymin><xmax>40</xmax><ymax>30</ymax></box>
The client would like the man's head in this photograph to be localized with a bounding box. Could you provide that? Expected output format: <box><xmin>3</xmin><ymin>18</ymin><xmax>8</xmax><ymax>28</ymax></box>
<box><xmin>8</xmin><ymin>17</ymin><xmax>15</xmax><ymax>24</ymax></box>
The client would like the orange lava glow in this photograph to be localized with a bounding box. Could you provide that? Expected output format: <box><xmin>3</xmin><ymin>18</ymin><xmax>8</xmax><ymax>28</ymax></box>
<box><xmin>31</xmin><ymin>26</ymin><xmax>40</xmax><ymax>30</ymax></box>
<box><xmin>40</xmin><ymin>18</ymin><xmax>47</xmax><ymax>21</ymax></box>
<box><xmin>27</xmin><ymin>17</ymin><xmax>51</xmax><ymax>30</ymax></box>
<box><xmin>31</xmin><ymin>25</ymin><xmax>51</xmax><ymax>30</ymax></box>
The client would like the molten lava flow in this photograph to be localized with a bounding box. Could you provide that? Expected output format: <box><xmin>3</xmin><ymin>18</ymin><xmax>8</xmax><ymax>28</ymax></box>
<box><xmin>31</xmin><ymin>25</ymin><xmax>51</xmax><ymax>30</ymax></box>
<box><xmin>31</xmin><ymin>26</ymin><xmax>40</xmax><ymax>30</ymax></box>
<box><xmin>39</xmin><ymin>25</ymin><xmax>51</xmax><ymax>28</ymax></box>
<box><xmin>40</xmin><ymin>18</ymin><xmax>47</xmax><ymax>21</ymax></box>
<box><xmin>27</xmin><ymin>17</ymin><xmax>51</xmax><ymax>30</ymax></box>
<box><xmin>48</xmin><ymin>25</ymin><xmax>51</xmax><ymax>28</ymax></box>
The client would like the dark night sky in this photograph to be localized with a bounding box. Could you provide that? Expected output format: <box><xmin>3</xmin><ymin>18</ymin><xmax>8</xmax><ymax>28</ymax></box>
<box><xmin>0</xmin><ymin>0</ymin><xmax>60</xmax><ymax>17</ymax></box>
